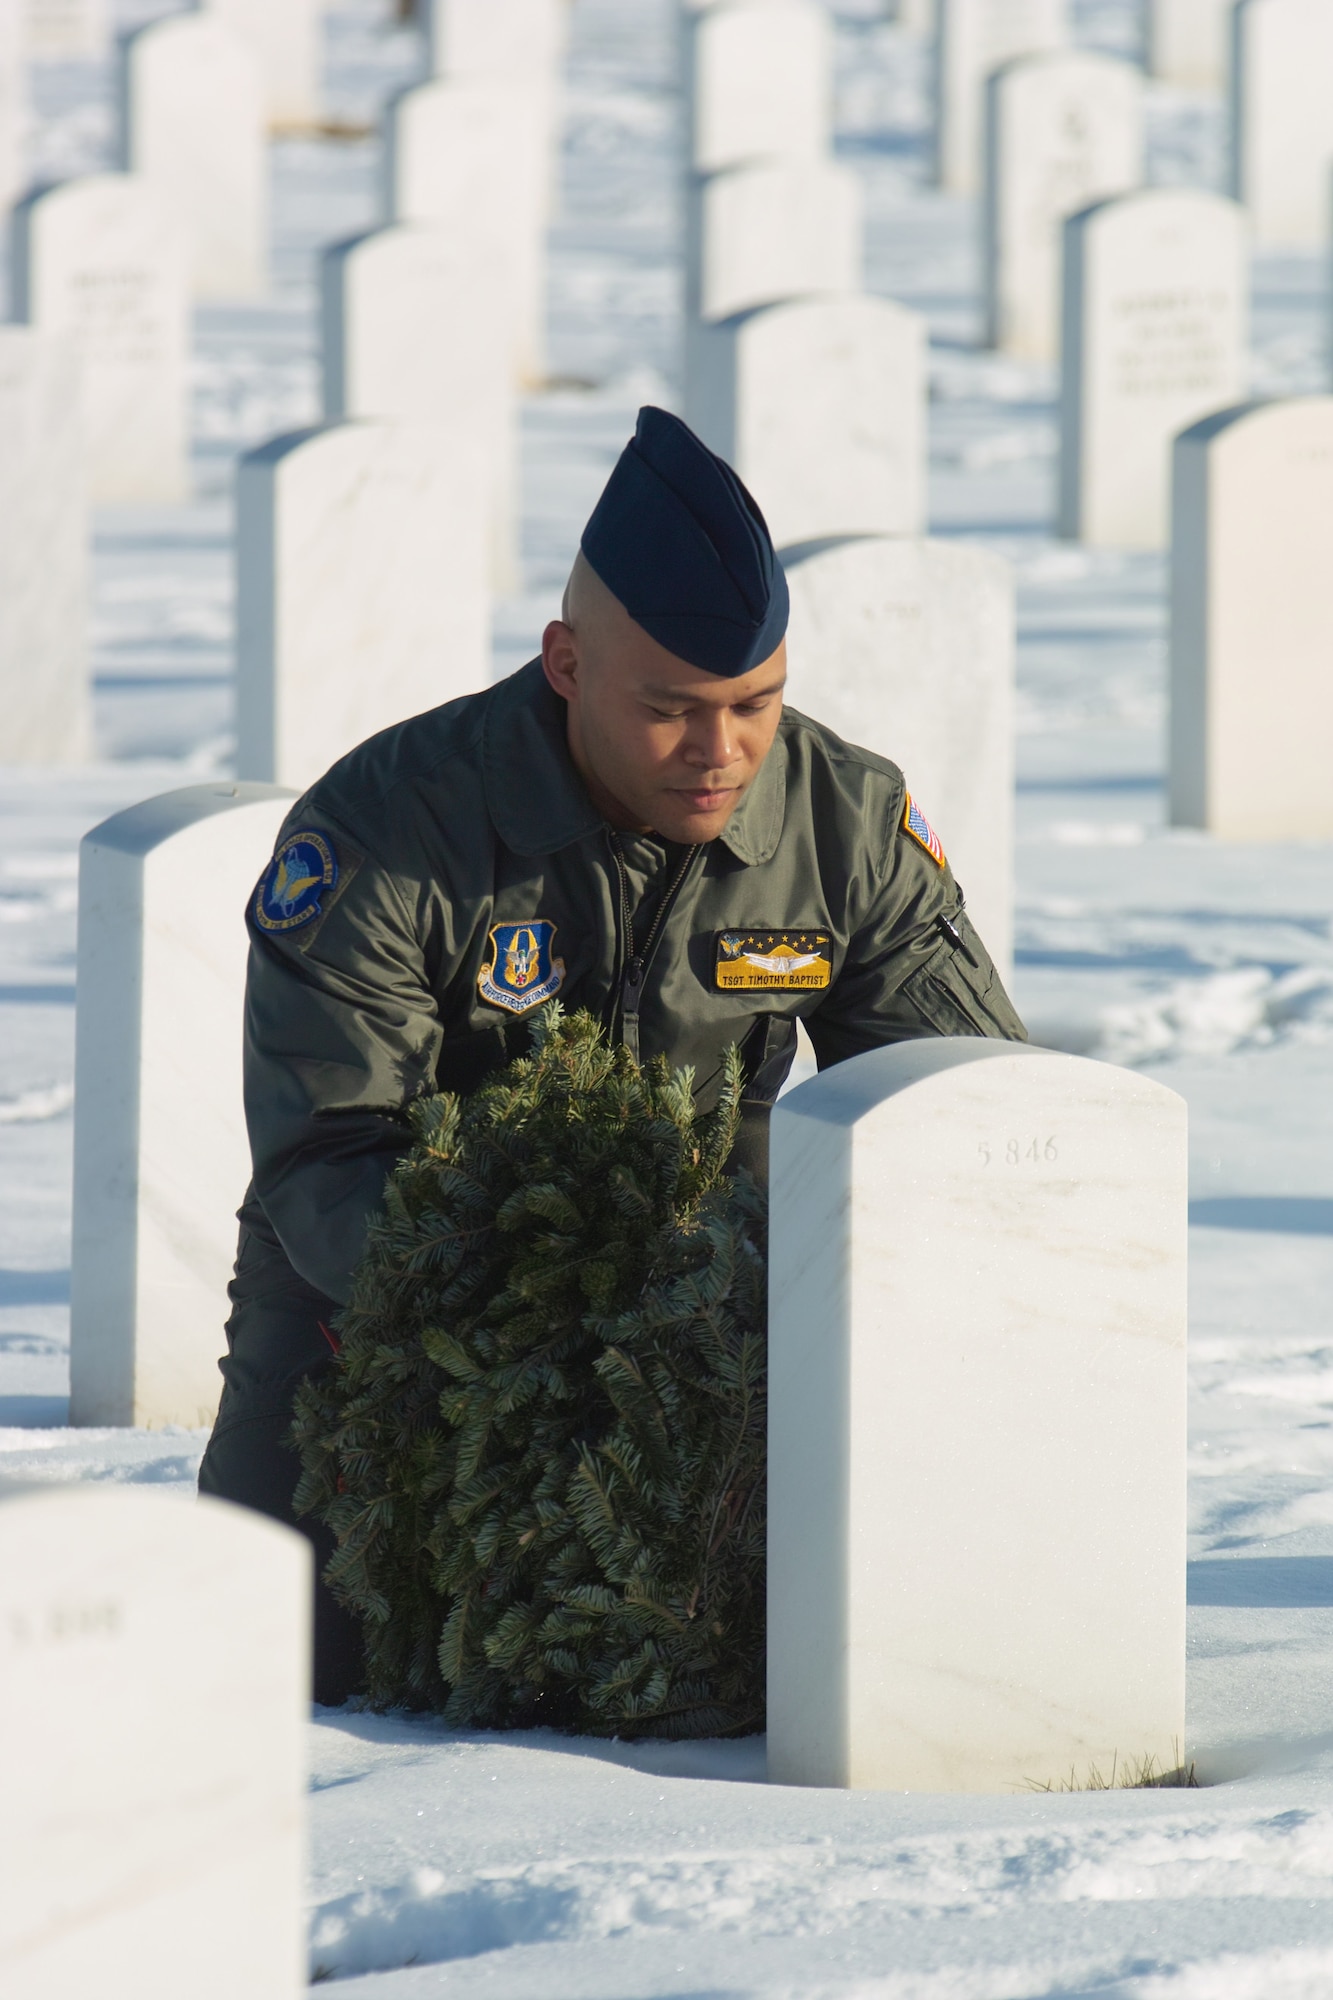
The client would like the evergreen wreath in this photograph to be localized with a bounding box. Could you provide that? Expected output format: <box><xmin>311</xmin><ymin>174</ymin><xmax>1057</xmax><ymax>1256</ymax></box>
<box><xmin>292</xmin><ymin>1005</ymin><xmax>768</xmax><ymax>1738</ymax></box>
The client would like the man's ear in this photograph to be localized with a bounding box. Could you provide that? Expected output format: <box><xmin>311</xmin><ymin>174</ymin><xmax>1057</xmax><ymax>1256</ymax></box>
<box><xmin>541</xmin><ymin>619</ymin><xmax>579</xmax><ymax>704</ymax></box>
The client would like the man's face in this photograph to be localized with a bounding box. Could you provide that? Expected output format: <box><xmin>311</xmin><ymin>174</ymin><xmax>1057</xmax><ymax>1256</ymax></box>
<box><xmin>542</xmin><ymin>558</ymin><xmax>787</xmax><ymax>845</ymax></box>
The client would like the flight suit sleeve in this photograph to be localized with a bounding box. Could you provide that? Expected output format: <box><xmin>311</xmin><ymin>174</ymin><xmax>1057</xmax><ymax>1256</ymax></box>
<box><xmin>805</xmin><ymin>811</ymin><xmax>1027</xmax><ymax>1071</ymax></box>
<box><xmin>242</xmin><ymin>819</ymin><xmax>445</xmax><ymax>1304</ymax></box>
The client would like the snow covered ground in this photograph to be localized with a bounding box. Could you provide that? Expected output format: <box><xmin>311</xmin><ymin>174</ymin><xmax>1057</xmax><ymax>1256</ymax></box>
<box><xmin>4</xmin><ymin>1</ymin><xmax>1333</xmax><ymax>1992</ymax></box>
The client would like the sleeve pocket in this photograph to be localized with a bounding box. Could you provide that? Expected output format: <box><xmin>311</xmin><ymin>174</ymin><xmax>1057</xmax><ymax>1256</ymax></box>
<box><xmin>896</xmin><ymin>923</ymin><xmax>1027</xmax><ymax>1040</ymax></box>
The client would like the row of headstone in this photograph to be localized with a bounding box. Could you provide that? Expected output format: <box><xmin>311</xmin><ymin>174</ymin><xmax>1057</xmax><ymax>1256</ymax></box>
<box><xmin>225</xmin><ymin>0</ymin><xmax>572</xmax><ymax>789</ymax></box>
<box><xmin>682</xmin><ymin>0</ymin><xmax>1001</xmax><ymax>967</ymax></box>
<box><xmin>936</xmin><ymin>0</ymin><xmax>1066</xmax><ymax>197</ymax></box>
<box><xmin>682</xmin><ymin>0</ymin><xmax>928</xmax><ymax>545</ymax></box>
<box><xmin>0</xmin><ymin>1483</ymin><xmax>308</xmax><ymax>1995</ymax></box>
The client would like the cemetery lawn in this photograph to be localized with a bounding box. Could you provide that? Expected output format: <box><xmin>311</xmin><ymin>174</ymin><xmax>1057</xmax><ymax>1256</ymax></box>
<box><xmin>5</xmin><ymin>1</ymin><xmax>1333</xmax><ymax>1993</ymax></box>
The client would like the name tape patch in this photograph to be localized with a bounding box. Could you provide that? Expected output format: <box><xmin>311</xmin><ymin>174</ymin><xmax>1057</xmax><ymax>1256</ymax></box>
<box><xmin>715</xmin><ymin>930</ymin><xmax>832</xmax><ymax>992</ymax></box>
<box><xmin>902</xmin><ymin>791</ymin><xmax>946</xmax><ymax>867</ymax></box>
<box><xmin>254</xmin><ymin>830</ymin><xmax>338</xmax><ymax>934</ymax></box>
<box><xmin>478</xmin><ymin>920</ymin><xmax>566</xmax><ymax>1013</ymax></box>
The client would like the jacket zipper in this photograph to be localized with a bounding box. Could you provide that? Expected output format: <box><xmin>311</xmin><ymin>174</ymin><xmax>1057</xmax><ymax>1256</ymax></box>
<box><xmin>610</xmin><ymin>834</ymin><xmax>701</xmax><ymax>1036</ymax></box>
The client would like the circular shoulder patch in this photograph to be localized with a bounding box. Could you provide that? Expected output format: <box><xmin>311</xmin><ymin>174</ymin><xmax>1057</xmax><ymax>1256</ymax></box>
<box><xmin>253</xmin><ymin>830</ymin><xmax>338</xmax><ymax>934</ymax></box>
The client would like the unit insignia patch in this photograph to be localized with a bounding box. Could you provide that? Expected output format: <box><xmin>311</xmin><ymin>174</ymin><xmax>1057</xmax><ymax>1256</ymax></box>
<box><xmin>253</xmin><ymin>830</ymin><xmax>338</xmax><ymax>933</ymax></box>
<box><xmin>902</xmin><ymin>791</ymin><xmax>946</xmax><ymax>867</ymax></box>
<box><xmin>478</xmin><ymin>920</ymin><xmax>566</xmax><ymax>1013</ymax></box>
<box><xmin>714</xmin><ymin>930</ymin><xmax>833</xmax><ymax>991</ymax></box>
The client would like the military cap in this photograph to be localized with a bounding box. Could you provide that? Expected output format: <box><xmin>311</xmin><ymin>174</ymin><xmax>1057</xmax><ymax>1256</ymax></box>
<box><xmin>580</xmin><ymin>405</ymin><xmax>789</xmax><ymax>678</ymax></box>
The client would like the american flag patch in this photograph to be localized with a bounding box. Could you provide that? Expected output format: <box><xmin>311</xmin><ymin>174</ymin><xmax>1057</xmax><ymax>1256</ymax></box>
<box><xmin>903</xmin><ymin>792</ymin><xmax>946</xmax><ymax>867</ymax></box>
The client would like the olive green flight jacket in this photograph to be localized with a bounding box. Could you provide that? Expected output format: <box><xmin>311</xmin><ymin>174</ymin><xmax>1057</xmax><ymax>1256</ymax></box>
<box><xmin>242</xmin><ymin>659</ymin><xmax>1026</xmax><ymax>1303</ymax></box>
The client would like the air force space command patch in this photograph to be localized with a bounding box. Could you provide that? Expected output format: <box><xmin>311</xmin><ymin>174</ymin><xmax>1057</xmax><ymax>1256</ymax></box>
<box><xmin>715</xmin><ymin>930</ymin><xmax>832</xmax><ymax>991</ymax></box>
<box><xmin>902</xmin><ymin>792</ymin><xmax>946</xmax><ymax>867</ymax></box>
<box><xmin>254</xmin><ymin>830</ymin><xmax>338</xmax><ymax>933</ymax></box>
<box><xmin>478</xmin><ymin>921</ymin><xmax>566</xmax><ymax>1013</ymax></box>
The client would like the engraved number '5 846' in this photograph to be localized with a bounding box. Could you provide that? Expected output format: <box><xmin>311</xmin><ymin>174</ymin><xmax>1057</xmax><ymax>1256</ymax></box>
<box><xmin>978</xmin><ymin>1137</ymin><xmax>1058</xmax><ymax>1167</ymax></box>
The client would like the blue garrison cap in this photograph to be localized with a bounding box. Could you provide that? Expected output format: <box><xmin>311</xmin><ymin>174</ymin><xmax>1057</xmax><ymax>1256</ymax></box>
<box><xmin>580</xmin><ymin>406</ymin><xmax>789</xmax><ymax>678</ymax></box>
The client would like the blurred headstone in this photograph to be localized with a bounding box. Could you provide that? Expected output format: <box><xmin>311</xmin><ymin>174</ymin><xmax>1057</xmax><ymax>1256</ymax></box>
<box><xmin>1170</xmin><ymin>396</ymin><xmax>1333</xmax><ymax>837</ymax></box>
<box><xmin>26</xmin><ymin>0</ymin><xmax>107</xmax><ymax>60</ymax></box>
<box><xmin>0</xmin><ymin>0</ymin><xmax>24</xmax><ymax>209</ymax></box>
<box><xmin>123</xmin><ymin>12</ymin><xmax>267</xmax><ymax>300</ymax></box>
<box><xmin>767</xmin><ymin>1040</ymin><xmax>1187</xmax><ymax>1792</ymax></box>
<box><xmin>211</xmin><ymin>0</ymin><xmax>317</xmax><ymax>130</ymax></box>
<box><xmin>0</xmin><ymin>1485</ymin><xmax>309</xmax><ymax>1997</ymax></box>
<box><xmin>236</xmin><ymin>420</ymin><xmax>490</xmax><ymax>790</ymax></box>
<box><xmin>936</xmin><ymin>0</ymin><xmax>1066</xmax><ymax>195</ymax></box>
<box><xmin>70</xmin><ymin>784</ymin><xmax>294</xmax><ymax>1429</ymax></box>
<box><xmin>0</xmin><ymin>329</ymin><xmax>88</xmax><ymax>762</ymax></box>
<box><xmin>386</xmin><ymin>76</ymin><xmax>549</xmax><ymax>385</ymax></box>
<box><xmin>686</xmin><ymin>159</ymin><xmax>863</xmax><ymax>412</ymax></box>
<box><xmin>1058</xmin><ymin>187</ymin><xmax>1247</xmax><ymax>548</ymax></box>
<box><xmin>13</xmin><ymin>174</ymin><xmax>189</xmax><ymax>504</ymax></box>
<box><xmin>689</xmin><ymin>295</ymin><xmax>926</xmax><ymax>543</ymax></box>
<box><xmin>322</xmin><ymin>222</ymin><xmax>518</xmax><ymax>589</ymax></box>
<box><xmin>984</xmin><ymin>51</ymin><xmax>1142</xmax><ymax>363</ymax></box>
<box><xmin>1148</xmin><ymin>0</ymin><xmax>1233</xmax><ymax>87</ymax></box>
<box><xmin>1230</xmin><ymin>0</ymin><xmax>1333</xmax><ymax>248</ymax></box>
<box><xmin>687</xmin><ymin>0</ymin><xmax>832</xmax><ymax>173</ymax></box>
<box><xmin>424</xmin><ymin>0</ymin><xmax>563</xmax><ymax>81</ymax></box>
<box><xmin>693</xmin><ymin>158</ymin><xmax>862</xmax><ymax>326</ymax></box>
<box><xmin>897</xmin><ymin>0</ymin><xmax>936</xmax><ymax>31</ymax></box>
<box><xmin>783</xmin><ymin>536</ymin><xmax>1014</xmax><ymax>976</ymax></box>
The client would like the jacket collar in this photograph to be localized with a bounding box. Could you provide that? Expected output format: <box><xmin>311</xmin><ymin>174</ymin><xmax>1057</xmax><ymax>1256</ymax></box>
<box><xmin>482</xmin><ymin>658</ymin><xmax>786</xmax><ymax>867</ymax></box>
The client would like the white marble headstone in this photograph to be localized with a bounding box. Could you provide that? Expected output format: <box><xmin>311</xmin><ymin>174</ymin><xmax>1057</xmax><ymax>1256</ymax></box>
<box><xmin>984</xmin><ymin>51</ymin><xmax>1143</xmax><ymax>363</ymax></box>
<box><xmin>386</xmin><ymin>75</ymin><xmax>549</xmax><ymax>386</ymax></box>
<box><xmin>687</xmin><ymin>0</ymin><xmax>831</xmax><ymax>174</ymax></box>
<box><xmin>695</xmin><ymin>158</ymin><xmax>862</xmax><ymax>325</ymax></box>
<box><xmin>783</xmin><ymin>536</ymin><xmax>1014</xmax><ymax>977</ymax></box>
<box><xmin>0</xmin><ymin>328</ymin><xmax>89</xmax><ymax>763</ymax></box>
<box><xmin>0</xmin><ymin>1485</ymin><xmax>309</xmax><ymax>1996</ymax></box>
<box><xmin>123</xmin><ymin>12</ymin><xmax>267</xmax><ymax>301</ymax></box>
<box><xmin>685</xmin><ymin>158</ymin><xmax>863</xmax><ymax>424</ymax></box>
<box><xmin>210</xmin><ymin>0</ymin><xmax>317</xmax><ymax>130</ymax></box>
<box><xmin>69</xmin><ymin>784</ymin><xmax>295</xmax><ymax>1430</ymax></box>
<box><xmin>1148</xmin><ymin>0</ymin><xmax>1233</xmax><ymax>87</ymax></box>
<box><xmin>1230</xmin><ymin>0</ymin><xmax>1333</xmax><ymax>249</ymax></box>
<box><xmin>236</xmin><ymin>419</ymin><xmax>491</xmax><ymax>791</ymax></box>
<box><xmin>26</xmin><ymin>0</ymin><xmax>107</xmax><ymax>60</ymax></box>
<box><xmin>13</xmin><ymin>173</ymin><xmax>189</xmax><ymax>505</ymax></box>
<box><xmin>689</xmin><ymin>295</ymin><xmax>926</xmax><ymax>544</ymax></box>
<box><xmin>0</xmin><ymin>0</ymin><xmax>24</xmax><ymax>210</ymax></box>
<box><xmin>322</xmin><ymin>221</ymin><xmax>518</xmax><ymax>590</ymax></box>
<box><xmin>1058</xmin><ymin>187</ymin><xmax>1247</xmax><ymax>549</ymax></box>
<box><xmin>424</xmin><ymin>0</ymin><xmax>563</xmax><ymax>81</ymax></box>
<box><xmin>1170</xmin><ymin>396</ymin><xmax>1333</xmax><ymax>838</ymax></box>
<box><xmin>768</xmin><ymin>1039</ymin><xmax>1188</xmax><ymax>1793</ymax></box>
<box><xmin>936</xmin><ymin>0</ymin><xmax>1066</xmax><ymax>195</ymax></box>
